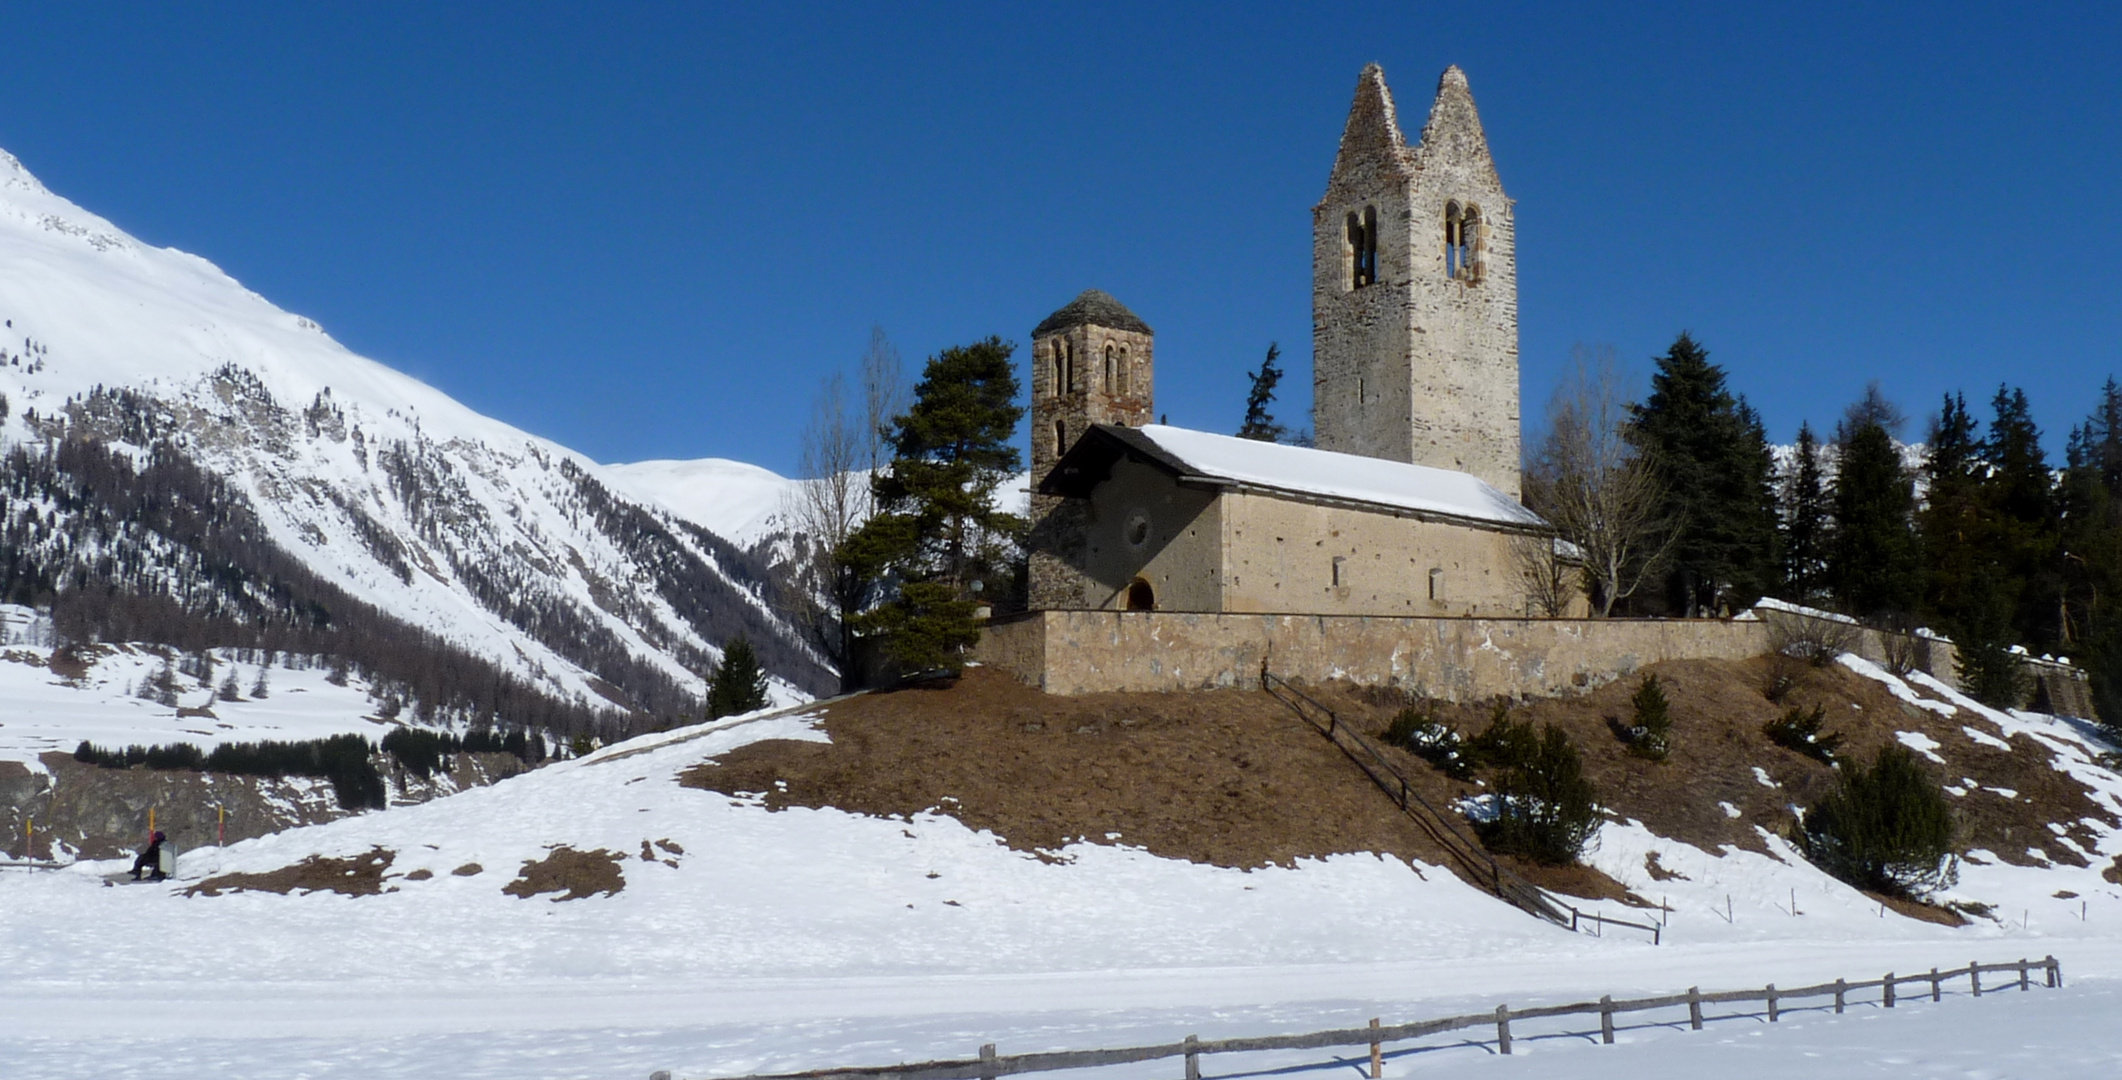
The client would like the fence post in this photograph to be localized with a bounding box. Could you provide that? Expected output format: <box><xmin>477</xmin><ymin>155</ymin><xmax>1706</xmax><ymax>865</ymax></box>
<box><xmin>1496</xmin><ymin>1004</ymin><xmax>1512</xmax><ymax>1055</ymax></box>
<box><xmin>1970</xmin><ymin>961</ymin><xmax>1981</xmax><ymax>998</ymax></box>
<box><xmin>1570</xmin><ymin>907</ymin><xmax>1579</xmax><ymax>932</ymax></box>
<box><xmin>1833</xmin><ymin>978</ymin><xmax>1846</xmax><ymax>1014</ymax></box>
<box><xmin>1600</xmin><ymin>996</ymin><xmax>1615</xmax><ymax>1044</ymax></box>
<box><xmin>2047</xmin><ymin>955</ymin><xmax>2062</xmax><ymax>988</ymax></box>
<box><xmin>1184</xmin><ymin>1035</ymin><xmax>1200</xmax><ymax>1080</ymax></box>
<box><xmin>1766</xmin><ymin>984</ymin><xmax>1778</xmax><ymax>1023</ymax></box>
<box><xmin>1368</xmin><ymin>1018</ymin><xmax>1382</xmax><ymax>1079</ymax></box>
<box><xmin>2018</xmin><ymin>958</ymin><xmax>2029</xmax><ymax>992</ymax></box>
<box><xmin>1687</xmin><ymin>987</ymin><xmax>1702</xmax><ymax>1030</ymax></box>
<box><xmin>979</xmin><ymin>1043</ymin><xmax>997</xmax><ymax>1080</ymax></box>
<box><xmin>1930</xmin><ymin>967</ymin><xmax>1940</xmax><ymax>1002</ymax></box>
<box><xmin>1884</xmin><ymin>973</ymin><xmax>1895</xmax><ymax>1008</ymax></box>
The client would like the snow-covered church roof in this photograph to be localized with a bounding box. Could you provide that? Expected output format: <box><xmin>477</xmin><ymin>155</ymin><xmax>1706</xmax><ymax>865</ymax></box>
<box><xmin>1040</xmin><ymin>424</ymin><xmax>1546</xmax><ymax>530</ymax></box>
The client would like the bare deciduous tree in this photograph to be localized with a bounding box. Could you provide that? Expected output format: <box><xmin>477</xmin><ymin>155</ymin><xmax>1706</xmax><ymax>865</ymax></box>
<box><xmin>1511</xmin><ymin>531</ymin><xmax>1579</xmax><ymax>617</ymax></box>
<box><xmin>781</xmin><ymin>328</ymin><xmax>907</xmax><ymax>689</ymax></box>
<box><xmin>1525</xmin><ymin>344</ymin><xmax>1672</xmax><ymax>617</ymax></box>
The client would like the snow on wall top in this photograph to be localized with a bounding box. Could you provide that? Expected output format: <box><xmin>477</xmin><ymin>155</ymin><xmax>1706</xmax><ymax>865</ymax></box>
<box><xmin>1130</xmin><ymin>424</ymin><xmax>1545</xmax><ymax>528</ymax></box>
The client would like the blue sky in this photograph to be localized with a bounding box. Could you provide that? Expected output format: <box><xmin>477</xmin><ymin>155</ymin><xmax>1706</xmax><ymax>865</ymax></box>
<box><xmin>3</xmin><ymin>3</ymin><xmax>2118</xmax><ymax>473</ymax></box>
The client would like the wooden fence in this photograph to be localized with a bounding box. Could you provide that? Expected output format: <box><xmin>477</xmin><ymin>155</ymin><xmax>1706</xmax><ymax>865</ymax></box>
<box><xmin>681</xmin><ymin>956</ymin><xmax>2061</xmax><ymax>1080</ymax></box>
<box><xmin>1258</xmin><ymin>667</ymin><xmax>1568</xmax><ymax>926</ymax></box>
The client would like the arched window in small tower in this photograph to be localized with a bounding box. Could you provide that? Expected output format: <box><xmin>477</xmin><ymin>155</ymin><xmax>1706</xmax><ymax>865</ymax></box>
<box><xmin>1103</xmin><ymin>344</ymin><xmax>1116</xmax><ymax>394</ymax></box>
<box><xmin>1116</xmin><ymin>346</ymin><xmax>1129</xmax><ymax>395</ymax></box>
<box><xmin>1051</xmin><ymin>342</ymin><xmax>1065</xmax><ymax>398</ymax></box>
<box><xmin>1347</xmin><ymin>206</ymin><xmax>1378</xmax><ymax>288</ymax></box>
<box><xmin>1053</xmin><ymin>418</ymin><xmax>1067</xmax><ymax>456</ymax></box>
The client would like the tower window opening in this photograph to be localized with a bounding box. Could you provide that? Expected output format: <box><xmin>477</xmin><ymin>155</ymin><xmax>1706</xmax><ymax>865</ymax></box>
<box><xmin>1116</xmin><ymin>346</ymin><xmax>1129</xmax><ymax>395</ymax></box>
<box><xmin>1445</xmin><ymin>202</ymin><xmax>1479</xmax><ymax>282</ymax></box>
<box><xmin>1347</xmin><ymin>205</ymin><xmax>1378</xmax><ymax>288</ymax></box>
<box><xmin>1053</xmin><ymin>418</ymin><xmax>1067</xmax><ymax>456</ymax></box>
<box><xmin>1051</xmin><ymin>344</ymin><xmax>1065</xmax><ymax>398</ymax></box>
<box><xmin>1103</xmin><ymin>344</ymin><xmax>1116</xmax><ymax>394</ymax></box>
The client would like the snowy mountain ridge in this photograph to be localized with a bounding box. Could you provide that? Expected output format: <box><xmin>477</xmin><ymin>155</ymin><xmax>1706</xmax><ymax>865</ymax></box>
<box><xmin>0</xmin><ymin>148</ymin><xmax>828</xmax><ymax>733</ymax></box>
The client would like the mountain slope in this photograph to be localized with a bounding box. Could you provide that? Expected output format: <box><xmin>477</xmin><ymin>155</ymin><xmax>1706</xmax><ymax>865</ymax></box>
<box><xmin>0</xmin><ymin>149</ymin><xmax>828</xmax><ymax>734</ymax></box>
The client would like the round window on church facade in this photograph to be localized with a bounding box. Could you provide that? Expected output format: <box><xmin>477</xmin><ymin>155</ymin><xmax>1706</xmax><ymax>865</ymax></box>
<box><xmin>1124</xmin><ymin>510</ymin><xmax>1151</xmax><ymax>548</ymax></box>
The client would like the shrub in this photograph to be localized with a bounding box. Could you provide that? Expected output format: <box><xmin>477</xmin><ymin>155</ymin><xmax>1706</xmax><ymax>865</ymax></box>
<box><xmin>1464</xmin><ymin>703</ymin><xmax>1539</xmax><ymax>771</ymax></box>
<box><xmin>1799</xmin><ymin>743</ymin><xmax>1956</xmax><ymax>897</ymax></box>
<box><xmin>205</xmin><ymin>734</ymin><xmax>384</xmax><ymax>811</ymax></box>
<box><xmin>1382</xmin><ymin>706</ymin><xmax>1473</xmax><ymax>780</ymax></box>
<box><xmin>1767</xmin><ymin>610</ymin><xmax>1859</xmax><ymax>669</ymax></box>
<box><xmin>1473</xmin><ymin>723</ymin><xmax>1601</xmax><ymax>865</ymax></box>
<box><xmin>1763</xmin><ymin>704</ymin><xmax>1842</xmax><ymax>764</ymax></box>
<box><xmin>1625</xmin><ymin>674</ymin><xmax>1672</xmax><ymax>760</ymax></box>
<box><xmin>1761</xmin><ymin>653</ymin><xmax>1805</xmax><ymax>704</ymax></box>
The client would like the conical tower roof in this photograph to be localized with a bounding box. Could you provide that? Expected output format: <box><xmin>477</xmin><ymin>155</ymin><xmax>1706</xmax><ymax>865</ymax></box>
<box><xmin>1033</xmin><ymin>289</ymin><xmax>1152</xmax><ymax>337</ymax></box>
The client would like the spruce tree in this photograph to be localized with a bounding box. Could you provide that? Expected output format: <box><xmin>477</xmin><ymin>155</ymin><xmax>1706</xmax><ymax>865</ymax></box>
<box><xmin>1956</xmin><ymin>574</ymin><xmax>2029</xmax><ymax>710</ymax></box>
<box><xmin>844</xmin><ymin>338</ymin><xmax>1025</xmax><ymax>676</ymax></box>
<box><xmin>2062</xmin><ymin>381</ymin><xmax>2122</xmax><ymax>724</ymax></box>
<box><xmin>1626</xmin><ymin>333</ymin><xmax>1780</xmax><ymax>614</ymax></box>
<box><xmin>706</xmin><ymin>636</ymin><xmax>771</xmax><ymax>718</ymax></box>
<box><xmin>1917</xmin><ymin>392</ymin><xmax>1983</xmax><ymax>630</ymax></box>
<box><xmin>1236</xmin><ymin>343</ymin><xmax>1288</xmax><ymax>443</ymax></box>
<box><xmin>1828</xmin><ymin>388</ymin><xmax>1919</xmax><ymax>620</ymax></box>
<box><xmin>1780</xmin><ymin>422</ymin><xmax>1830</xmax><ymax>604</ymax></box>
<box><xmin>1978</xmin><ymin>386</ymin><xmax>2061</xmax><ymax>649</ymax></box>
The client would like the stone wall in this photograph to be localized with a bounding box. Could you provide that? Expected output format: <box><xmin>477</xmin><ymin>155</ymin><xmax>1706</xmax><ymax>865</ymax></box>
<box><xmin>979</xmin><ymin>610</ymin><xmax>1775</xmax><ymax>699</ymax></box>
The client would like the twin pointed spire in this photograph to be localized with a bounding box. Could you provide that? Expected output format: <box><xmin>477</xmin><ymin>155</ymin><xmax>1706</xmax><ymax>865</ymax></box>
<box><xmin>1326</xmin><ymin>63</ymin><xmax>1498</xmax><ymax>190</ymax></box>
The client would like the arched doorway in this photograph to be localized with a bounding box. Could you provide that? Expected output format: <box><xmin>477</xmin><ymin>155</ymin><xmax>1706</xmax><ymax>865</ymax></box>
<box><xmin>1125</xmin><ymin>578</ymin><xmax>1156</xmax><ymax>611</ymax></box>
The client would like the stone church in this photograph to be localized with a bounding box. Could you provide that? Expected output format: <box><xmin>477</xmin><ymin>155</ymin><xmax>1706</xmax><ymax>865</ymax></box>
<box><xmin>1022</xmin><ymin>63</ymin><xmax>1561</xmax><ymax>621</ymax></box>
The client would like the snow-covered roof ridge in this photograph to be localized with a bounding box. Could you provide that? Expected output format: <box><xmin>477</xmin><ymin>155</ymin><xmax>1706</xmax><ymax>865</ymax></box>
<box><xmin>1123</xmin><ymin>424</ymin><xmax>1544</xmax><ymax>528</ymax></box>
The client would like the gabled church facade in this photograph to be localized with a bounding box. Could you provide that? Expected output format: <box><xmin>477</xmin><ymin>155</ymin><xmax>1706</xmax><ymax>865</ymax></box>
<box><xmin>1021</xmin><ymin>65</ymin><xmax>1562</xmax><ymax>621</ymax></box>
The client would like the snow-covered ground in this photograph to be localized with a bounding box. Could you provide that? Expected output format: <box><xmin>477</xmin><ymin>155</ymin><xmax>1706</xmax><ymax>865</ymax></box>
<box><xmin>0</xmin><ymin>606</ymin><xmax>393</xmax><ymax>770</ymax></box>
<box><xmin>5</xmin><ymin>655</ymin><xmax>2122</xmax><ymax>1078</ymax></box>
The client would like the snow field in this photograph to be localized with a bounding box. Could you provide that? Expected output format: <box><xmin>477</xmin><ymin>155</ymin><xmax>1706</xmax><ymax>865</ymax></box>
<box><xmin>0</xmin><ymin>616</ymin><xmax>396</xmax><ymax>771</ymax></box>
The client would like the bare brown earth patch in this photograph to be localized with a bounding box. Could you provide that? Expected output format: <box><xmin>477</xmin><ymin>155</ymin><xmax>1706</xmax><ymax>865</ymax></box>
<box><xmin>188</xmin><ymin>846</ymin><xmax>396</xmax><ymax>897</ymax></box>
<box><xmin>681</xmin><ymin>667</ymin><xmax>1643</xmax><ymax>899</ymax></box>
<box><xmin>451</xmin><ymin>862</ymin><xmax>483</xmax><ymax>877</ymax></box>
<box><xmin>403</xmin><ymin>868</ymin><xmax>434</xmax><ymax>881</ymax></box>
<box><xmin>502</xmin><ymin>846</ymin><xmax>625</xmax><ymax>901</ymax></box>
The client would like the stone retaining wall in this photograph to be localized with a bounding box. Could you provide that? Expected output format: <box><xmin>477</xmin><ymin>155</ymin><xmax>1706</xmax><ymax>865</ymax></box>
<box><xmin>977</xmin><ymin>607</ymin><xmax>1989</xmax><ymax>704</ymax></box>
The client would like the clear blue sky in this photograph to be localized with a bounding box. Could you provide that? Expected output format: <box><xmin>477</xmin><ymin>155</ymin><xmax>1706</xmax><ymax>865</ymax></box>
<box><xmin>4</xmin><ymin>3</ymin><xmax>2118</xmax><ymax>473</ymax></box>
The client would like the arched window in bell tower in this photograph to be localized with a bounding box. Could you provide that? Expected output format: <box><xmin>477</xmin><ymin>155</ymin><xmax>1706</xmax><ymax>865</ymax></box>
<box><xmin>1116</xmin><ymin>346</ymin><xmax>1129</xmax><ymax>395</ymax></box>
<box><xmin>1103</xmin><ymin>344</ymin><xmax>1116</xmax><ymax>394</ymax></box>
<box><xmin>1051</xmin><ymin>342</ymin><xmax>1065</xmax><ymax>398</ymax></box>
<box><xmin>1053</xmin><ymin>418</ymin><xmax>1067</xmax><ymax>456</ymax></box>
<box><xmin>1445</xmin><ymin>202</ymin><xmax>1479</xmax><ymax>281</ymax></box>
<box><xmin>1346</xmin><ymin>205</ymin><xmax>1378</xmax><ymax>288</ymax></box>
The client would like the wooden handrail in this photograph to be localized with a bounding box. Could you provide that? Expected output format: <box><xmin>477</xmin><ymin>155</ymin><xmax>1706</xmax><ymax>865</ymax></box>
<box><xmin>1258</xmin><ymin>666</ymin><xmax>1567</xmax><ymax>925</ymax></box>
<box><xmin>699</xmin><ymin>956</ymin><xmax>2061</xmax><ymax>1080</ymax></box>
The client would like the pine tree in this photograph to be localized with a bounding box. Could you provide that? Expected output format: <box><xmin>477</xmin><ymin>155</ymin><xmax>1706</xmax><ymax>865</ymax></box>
<box><xmin>217</xmin><ymin>670</ymin><xmax>242</xmax><ymax>702</ymax></box>
<box><xmin>1979</xmin><ymin>386</ymin><xmax>2061</xmax><ymax>649</ymax></box>
<box><xmin>1626</xmin><ymin>333</ymin><xmax>1780</xmax><ymax>614</ymax></box>
<box><xmin>1917</xmin><ymin>392</ymin><xmax>1983</xmax><ymax>630</ymax></box>
<box><xmin>1828</xmin><ymin>387</ymin><xmax>1919</xmax><ymax>620</ymax></box>
<box><xmin>249</xmin><ymin>665</ymin><xmax>270</xmax><ymax>699</ymax></box>
<box><xmin>1956</xmin><ymin>572</ymin><xmax>2029</xmax><ymax>709</ymax></box>
<box><xmin>706</xmin><ymin>636</ymin><xmax>771</xmax><ymax>718</ymax></box>
<box><xmin>844</xmin><ymin>338</ymin><xmax>1025</xmax><ymax>676</ymax></box>
<box><xmin>1780</xmin><ymin>422</ymin><xmax>1830</xmax><ymax>603</ymax></box>
<box><xmin>1236</xmin><ymin>343</ymin><xmax>1288</xmax><ymax>443</ymax></box>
